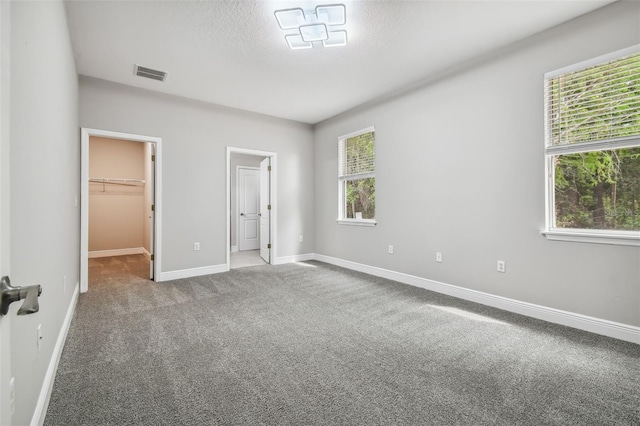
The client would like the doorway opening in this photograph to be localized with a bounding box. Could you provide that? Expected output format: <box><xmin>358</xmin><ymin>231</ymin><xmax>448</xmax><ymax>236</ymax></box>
<box><xmin>81</xmin><ymin>128</ymin><xmax>163</xmax><ymax>293</ymax></box>
<box><xmin>227</xmin><ymin>147</ymin><xmax>277</xmax><ymax>270</ymax></box>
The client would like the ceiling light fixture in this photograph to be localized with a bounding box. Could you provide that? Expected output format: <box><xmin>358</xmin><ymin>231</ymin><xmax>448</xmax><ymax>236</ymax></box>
<box><xmin>285</xmin><ymin>34</ymin><xmax>312</xmax><ymax>50</ymax></box>
<box><xmin>299</xmin><ymin>24</ymin><xmax>328</xmax><ymax>42</ymax></box>
<box><xmin>274</xmin><ymin>4</ymin><xmax>347</xmax><ymax>50</ymax></box>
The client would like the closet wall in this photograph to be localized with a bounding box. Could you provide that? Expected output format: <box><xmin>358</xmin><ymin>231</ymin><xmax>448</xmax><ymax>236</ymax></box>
<box><xmin>89</xmin><ymin>136</ymin><xmax>146</xmax><ymax>252</ymax></box>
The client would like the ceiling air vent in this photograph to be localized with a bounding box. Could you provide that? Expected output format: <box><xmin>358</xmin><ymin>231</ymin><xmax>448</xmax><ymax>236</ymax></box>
<box><xmin>134</xmin><ymin>65</ymin><xmax>167</xmax><ymax>82</ymax></box>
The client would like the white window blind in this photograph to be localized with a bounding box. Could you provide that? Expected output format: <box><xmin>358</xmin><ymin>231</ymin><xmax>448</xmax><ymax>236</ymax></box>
<box><xmin>545</xmin><ymin>48</ymin><xmax>640</xmax><ymax>148</ymax></box>
<box><xmin>542</xmin><ymin>45</ymin><xmax>640</xmax><ymax>244</ymax></box>
<box><xmin>339</xmin><ymin>130</ymin><xmax>375</xmax><ymax>179</ymax></box>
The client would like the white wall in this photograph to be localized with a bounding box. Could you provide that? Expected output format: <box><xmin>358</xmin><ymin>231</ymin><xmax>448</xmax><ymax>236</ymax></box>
<box><xmin>314</xmin><ymin>1</ymin><xmax>640</xmax><ymax>327</ymax></box>
<box><xmin>80</xmin><ymin>77</ymin><xmax>315</xmax><ymax>272</ymax></box>
<box><xmin>89</xmin><ymin>137</ymin><xmax>146</xmax><ymax>252</ymax></box>
<box><xmin>9</xmin><ymin>1</ymin><xmax>79</xmax><ymax>424</ymax></box>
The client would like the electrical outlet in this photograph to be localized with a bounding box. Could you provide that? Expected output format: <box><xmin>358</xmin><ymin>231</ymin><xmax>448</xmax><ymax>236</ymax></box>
<box><xmin>194</xmin><ymin>242</ymin><xmax>200</xmax><ymax>251</ymax></box>
<box><xmin>37</xmin><ymin>324</ymin><xmax>42</xmax><ymax>352</ymax></box>
<box><xmin>497</xmin><ymin>260</ymin><xmax>506</xmax><ymax>273</ymax></box>
<box><xmin>298</xmin><ymin>235</ymin><xmax>304</xmax><ymax>243</ymax></box>
<box><xmin>9</xmin><ymin>377</ymin><xmax>15</xmax><ymax>414</ymax></box>
<box><xmin>436</xmin><ymin>252</ymin><xmax>442</xmax><ymax>263</ymax></box>
<box><xmin>388</xmin><ymin>245</ymin><xmax>394</xmax><ymax>254</ymax></box>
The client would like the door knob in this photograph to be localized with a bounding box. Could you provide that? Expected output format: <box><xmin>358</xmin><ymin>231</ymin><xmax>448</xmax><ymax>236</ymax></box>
<box><xmin>240</xmin><ymin>213</ymin><xmax>245</xmax><ymax>216</ymax></box>
<box><xmin>1</xmin><ymin>276</ymin><xmax>42</xmax><ymax>316</ymax></box>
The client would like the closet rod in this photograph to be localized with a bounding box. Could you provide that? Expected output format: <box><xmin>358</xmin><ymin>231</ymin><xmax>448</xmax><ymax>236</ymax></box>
<box><xmin>89</xmin><ymin>178</ymin><xmax>146</xmax><ymax>184</ymax></box>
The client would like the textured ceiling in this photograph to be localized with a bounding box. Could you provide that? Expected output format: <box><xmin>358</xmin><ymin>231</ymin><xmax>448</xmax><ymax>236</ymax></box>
<box><xmin>65</xmin><ymin>0</ymin><xmax>614</xmax><ymax>124</ymax></box>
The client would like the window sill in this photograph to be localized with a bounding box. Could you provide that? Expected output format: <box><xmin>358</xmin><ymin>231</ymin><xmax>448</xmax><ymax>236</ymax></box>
<box><xmin>541</xmin><ymin>229</ymin><xmax>640</xmax><ymax>247</ymax></box>
<box><xmin>337</xmin><ymin>219</ymin><xmax>377</xmax><ymax>227</ymax></box>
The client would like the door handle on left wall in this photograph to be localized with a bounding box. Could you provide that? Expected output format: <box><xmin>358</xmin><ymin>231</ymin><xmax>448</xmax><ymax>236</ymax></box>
<box><xmin>0</xmin><ymin>276</ymin><xmax>42</xmax><ymax>316</ymax></box>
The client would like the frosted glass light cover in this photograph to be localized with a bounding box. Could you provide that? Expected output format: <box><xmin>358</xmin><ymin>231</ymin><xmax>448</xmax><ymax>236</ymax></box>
<box><xmin>316</xmin><ymin>4</ymin><xmax>346</xmax><ymax>25</ymax></box>
<box><xmin>285</xmin><ymin>34</ymin><xmax>313</xmax><ymax>50</ymax></box>
<box><xmin>275</xmin><ymin>4</ymin><xmax>347</xmax><ymax>50</ymax></box>
<box><xmin>323</xmin><ymin>30</ymin><xmax>347</xmax><ymax>47</ymax></box>
<box><xmin>299</xmin><ymin>24</ymin><xmax>328</xmax><ymax>42</ymax></box>
<box><xmin>274</xmin><ymin>8</ymin><xmax>305</xmax><ymax>30</ymax></box>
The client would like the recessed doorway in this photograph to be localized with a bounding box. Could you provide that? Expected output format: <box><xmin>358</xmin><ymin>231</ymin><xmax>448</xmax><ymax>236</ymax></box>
<box><xmin>227</xmin><ymin>147</ymin><xmax>277</xmax><ymax>270</ymax></box>
<box><xmin>80</xmin><ymin>128</ymin><xmax>163</xmax><ymax>292</ymax></box>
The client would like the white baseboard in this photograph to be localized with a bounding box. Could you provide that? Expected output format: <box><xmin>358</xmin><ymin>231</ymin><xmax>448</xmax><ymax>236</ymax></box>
<box><xmin>142</xmin><ymin>247</ymin><xmax>151</xmax><ymax>260</ymax></box>
<box><xmin>158</xmin><ymin>253</ymin><xmax>315</xmax><ymax>281</ymax></box>
<box><xmin>313</xmin><ymin>254</ymin><xmax>640</xmax><ymax>345</ymax></box>
<box><xmin>32</xmin><ymin>282</ymin><xmax>79</xmax><ymax>426</ymax></box>
<box><xmin>231</xmin><ymin>246</ymin><xmax>238</xmax><ymax>253</ymax></box>
<box><xmin>274</xmin><ymin>253</ymin><xmax>315</xmax><ymax>265</ymax></box>
<box><xmin>158</xmin><ymin>264</ymin><xmax>227</xmax><ymax>281</ymax></box>
<box><xmin>88</xmin><ymin>247</ymin><xmax>146</xmax><ymax>258</ymax></box>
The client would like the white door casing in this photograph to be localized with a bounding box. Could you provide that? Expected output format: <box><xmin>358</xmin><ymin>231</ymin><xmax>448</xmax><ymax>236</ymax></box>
<box><xmin>148</xmin><ymin>143</ymin><xmax>155</xmax><ymax>279</ymax></box>
<box><xmin>260</xmin><ymin>158</ymin><xmax>271</xmax><ymax>263</ymax></box>
<box><xmin>81</xmin><ymin>128</ymin><xmax>163</xmax><ymax>292</ymax></box>
<box><xmin>226</xmin><ymin>147</ymin><xmax>277</xmax><ymax>271</ymax></box>
<box><xmin>237</xmin><ymin>167</ymin><xmax>260</xmax><ymax>251</ymax></box>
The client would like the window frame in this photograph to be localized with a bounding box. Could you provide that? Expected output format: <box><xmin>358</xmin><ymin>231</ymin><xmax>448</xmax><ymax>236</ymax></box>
<box><xmin>542</xmin><ymin>44</ymin><xmax>640</xmax><ymax>247</ymax></box>
<box><xmin>337</xmin><ymin>126</ymin><xmax>377</xmax><ymax>227</ymax></box>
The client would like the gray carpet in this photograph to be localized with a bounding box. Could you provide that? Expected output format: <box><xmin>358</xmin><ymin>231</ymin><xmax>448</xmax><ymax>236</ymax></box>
<box><xmin>45</xmin><ymin>259</ymin><xmax>640</xmax><ymax>425</ymax></box>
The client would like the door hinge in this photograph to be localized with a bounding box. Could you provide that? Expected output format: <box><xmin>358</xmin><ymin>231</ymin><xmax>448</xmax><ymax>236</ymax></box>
<box><xmin>151</xmin><ymin>204</ymin><xmax>155</xmax><ymax>211</ymax></box>
<box><xmin>268</xmin><ymin>165</ymin><xmax>271</xmax><ymax>171</ymax></box>
<box><xmin>151</xmin><ymin>155</ymin><xmax>155</xmax><ymax>161</ymax></box>
<box><xmin>150</xmin><ymin>254</ymin><xmax>154</xmax><ymax>261</ymax></box>
<box><xmin>267</xmin><ymin>204</ymin><xmax>271</xmax><ymax>210</ymax></box>
<box><xmin>267</xmin><ymin>243</ymin><xmax>271</xmax><ymax>249</ymax></box>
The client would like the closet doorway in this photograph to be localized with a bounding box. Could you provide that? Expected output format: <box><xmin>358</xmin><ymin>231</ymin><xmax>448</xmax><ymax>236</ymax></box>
<box><xmin>80</xmin><ymin>128</ymin><xmax>163</xmax><ymax>293</ymax></box>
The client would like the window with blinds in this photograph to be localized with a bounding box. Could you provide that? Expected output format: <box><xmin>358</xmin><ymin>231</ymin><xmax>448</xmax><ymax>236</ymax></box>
<box><xmin>338</xmin><ymin>127</ymin><xmax>376</xmax><ymax>224</ymax></box>
<box><xmin>543</xmin><ymin>45</ymin><xmax>640</xmax><ymax>243</ymax></box>
<box><xmin>545</xmin><ymin>50</ymin><xmax>640</xmax><ymax>147</ymax></box>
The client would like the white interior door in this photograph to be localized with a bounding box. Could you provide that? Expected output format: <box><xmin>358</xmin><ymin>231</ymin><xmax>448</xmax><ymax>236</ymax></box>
<box><xmin>0</xmin><ymin>2</ymin><xmax>12</xmax><ymax>422</ymax></box>
<box><xmin>0</xmin><ymin>191</ymin><xmax>9</xmax><ymax>426</ymax></box>
<box><xmin>238</xmin><ymin>167</ymin><xmax>260</xmax><ymax>251</ymax></box>
<box><xmin>148</xmin><ymin>144</ymin><xmax>155</xmax><ymax>279</ymax></box>
<box><xmin>0</xmin><ymin>199</ymin><xmax>10</xmax><ymax>426</ymax></box>
<box><xmin>260</xmin><ymin>158</ymin><xmax>270</xmax><ymax>263</ymax></box>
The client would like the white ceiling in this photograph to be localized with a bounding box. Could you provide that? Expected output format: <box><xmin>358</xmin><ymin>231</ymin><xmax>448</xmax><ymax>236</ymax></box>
<box><xmin>65</xmin><ymin>0</ymin><xmax>614</xmax><ymax>124</ymax></box>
